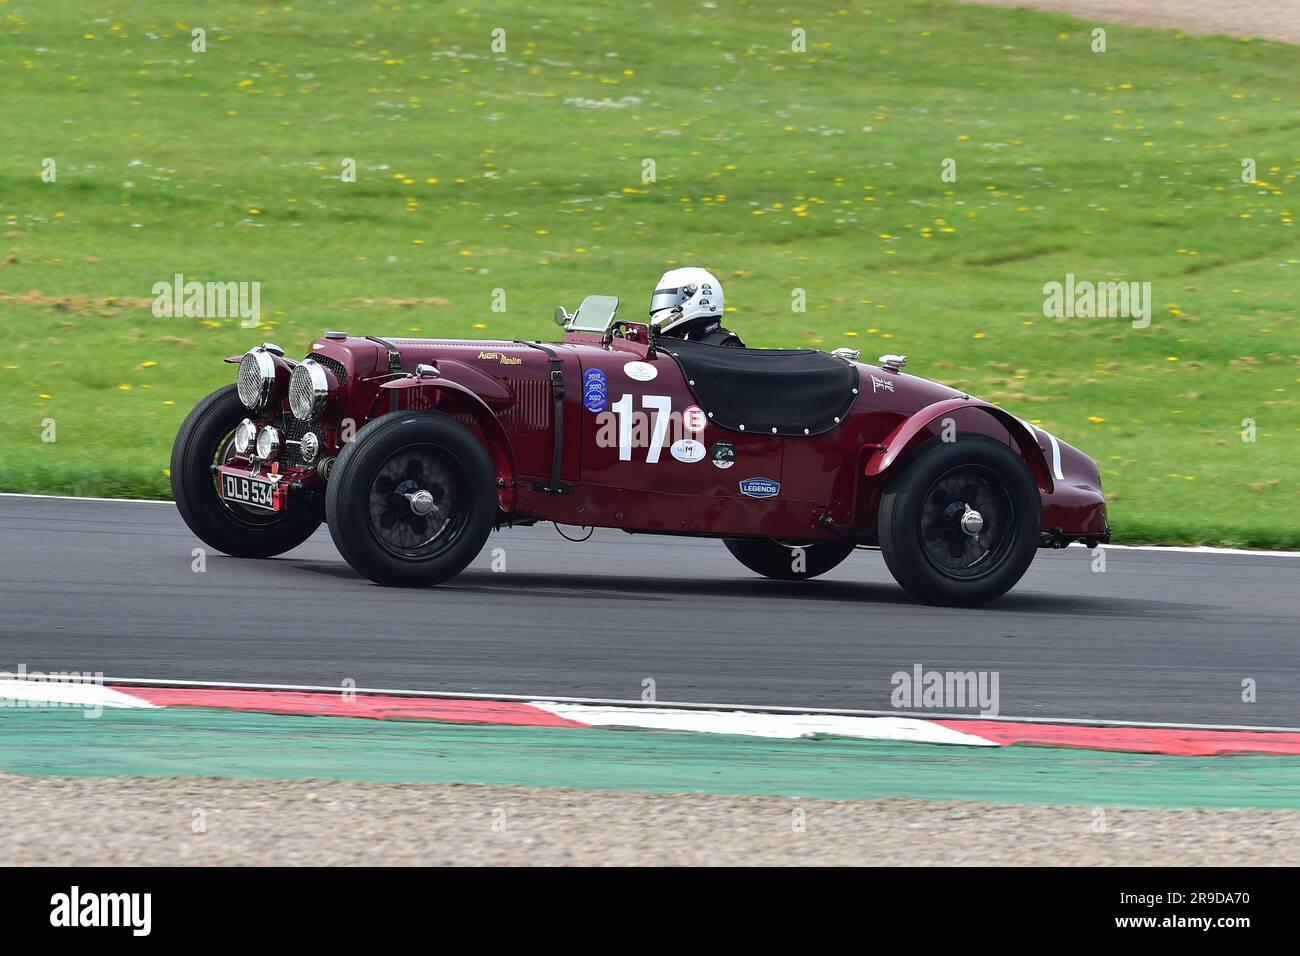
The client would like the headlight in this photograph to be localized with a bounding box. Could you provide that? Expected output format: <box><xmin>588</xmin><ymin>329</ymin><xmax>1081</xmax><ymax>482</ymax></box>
<box><xmin>233</xmin><ymin>418</ymin><xmax>257</xmax><ymax>454</ymax></box>
<box><xmin>237</xmin><ymin>348</ymin><xmax>276</xmax><ymax>411</ymax></box>
<box><xmin>256</xmin><ymin>426</ymin><xmax>281</xmax><ymax>461</ymax></box>
<box><xmin>289</xmin><ymin>359</ymin><xmax>330</xmax><ymax>421</ymax></box>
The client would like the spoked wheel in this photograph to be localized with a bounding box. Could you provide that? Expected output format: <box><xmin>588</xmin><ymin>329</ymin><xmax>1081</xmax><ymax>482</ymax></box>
<box><xmin>366</xmin><ymin>447</ymin><xmax>469</xmax><ymax>560</ymax></box>
<box><xmin>326</xmin><ymin>411</ymin><xmax>495</xmax><ymax>587</ymax></box>
<box><xmin>917</xmin><ymin>465</ymin><xmax>1016</xmax><ymax>580</ymax></box>
<box><xmin>879</xmin><ymin>436</ymin><xmax>1040</xmax><ymax>606</ymax></box>
<box><xmin>171</xmin><ymin>385</ymin><xmax>321</xmax><ymax>558</ymax></box>
<box><xmin>723</xmin><ymin>538</ymin><xmax>856</xmax><ymax>581</ymax></box>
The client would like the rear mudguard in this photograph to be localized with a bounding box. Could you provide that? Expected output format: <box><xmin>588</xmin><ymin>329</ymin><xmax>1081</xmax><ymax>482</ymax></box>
<box><xmin>864</xmin><ymin>397</ymin><xmax>1057</xmax><ymax>494</ymax></box>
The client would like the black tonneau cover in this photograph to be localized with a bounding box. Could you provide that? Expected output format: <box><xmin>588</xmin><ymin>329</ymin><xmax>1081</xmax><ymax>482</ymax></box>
<box><xmin>663</xmin><ymin>339</ymin><xmax>859</xmax><ymax>437</ymax></box>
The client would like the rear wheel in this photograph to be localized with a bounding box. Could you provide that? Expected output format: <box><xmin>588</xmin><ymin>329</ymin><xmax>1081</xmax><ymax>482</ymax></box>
<box><xmin>724</xmin><ymin>538</ymin><xmax>856</xmax><ymax>581</ymax></box>
<box><xmin>170</xmin><ymin>385</ymin><xmax>321</xmax><ymax>558</ymax></box>
<box><xmin>325</xmin><ymin>411</ymin><xmax>495</xmax><ymax>587</ymax></box>
<box><xmin>878</xmin><ymin>436</ymin><xmax>1040</xmax><ymax>605</ymax></box>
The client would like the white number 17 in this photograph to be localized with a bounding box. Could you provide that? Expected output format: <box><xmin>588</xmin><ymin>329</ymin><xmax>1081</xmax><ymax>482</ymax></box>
<box><xmin>611</xmin><ymin>393</ymin><xmax>672</xmax><ymax>463</ymax></box>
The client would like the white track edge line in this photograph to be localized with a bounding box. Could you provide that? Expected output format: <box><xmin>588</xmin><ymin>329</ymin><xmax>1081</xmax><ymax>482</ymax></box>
<box><xmin>0</xmin><ymin>492</ymin><xmax>174</xmax><ymax>505</ymax></box>
<box><xmin>94</xmin><ymin>676</ymin><xmax>1300</xmax><ymax>734</ymax></box>
<box><xmin>1085</xmin><ymin>542</ymin><xmax>1300</xmax><ymax>558</ymax></box>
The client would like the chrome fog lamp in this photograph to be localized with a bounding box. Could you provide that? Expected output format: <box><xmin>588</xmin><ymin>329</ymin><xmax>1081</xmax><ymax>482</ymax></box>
<box><xmin>233</xmin><ymin>418</ymin><xmax>257</xmax><ymax>454</ymax></box>
<box><xmin>289</xmin><ymin>359</ymin><xmax>329</xmax><ymax>421</ymax></box>
<box><xmin>256</xmin><ymin>425</ymin><xmax>281</xmax><ymax>462</ymax></box>
<box><xmin>299</xmin><ymin>431</ymin><xmax>320</xmax><ymax>464</ymax></box>
<box><xmin>237</xmin><ymin>348</ymin><xmax>277</xmax><ymax>411</ymax></box>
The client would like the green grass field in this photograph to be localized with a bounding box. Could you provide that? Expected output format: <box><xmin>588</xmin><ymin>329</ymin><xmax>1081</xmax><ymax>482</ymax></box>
<box><xmin>1</xmin><ymin>1</ymin><xmax>1297</xmax><ymax>546</ymax></box>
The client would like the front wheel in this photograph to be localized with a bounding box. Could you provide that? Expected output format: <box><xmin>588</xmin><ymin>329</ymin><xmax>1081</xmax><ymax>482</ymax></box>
<box><xmin>724</xmin><ymin>538</ymin><xmax>856</xmax><ymax>581</ymax></box>
<box><xmin>878</xmin><ymin>436</ymin><xmax>1041</xmax><ymax>606</ymax></box>
<box><xmin>171</xmin><ymin>385</ymin><xmax>321</xmax><ymax>558</ymax></box>
<box><xmin>325</xmin><ymin>411</ymin><xmax>495</xmax><ymax>587</ymax></box>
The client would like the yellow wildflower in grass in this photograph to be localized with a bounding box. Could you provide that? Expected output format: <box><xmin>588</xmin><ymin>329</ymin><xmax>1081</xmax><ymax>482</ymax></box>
<box><xmin>1087</xmin><ymin>416</ymin><xmax>1105</xmax><ymax>423</ymax></box>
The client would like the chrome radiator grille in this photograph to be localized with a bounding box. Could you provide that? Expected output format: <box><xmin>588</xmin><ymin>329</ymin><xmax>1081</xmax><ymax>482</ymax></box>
<box><xmin>311</xmin><ymin>354</ymin><xmax>348</xmax><ymax>385</ymax></box>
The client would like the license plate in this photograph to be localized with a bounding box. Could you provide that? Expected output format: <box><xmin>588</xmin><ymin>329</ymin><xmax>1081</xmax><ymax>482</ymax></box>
<box><xmin>220</xmin><ymin>471</ymin><xmax>280</xmax><ymax>512</ymax></box>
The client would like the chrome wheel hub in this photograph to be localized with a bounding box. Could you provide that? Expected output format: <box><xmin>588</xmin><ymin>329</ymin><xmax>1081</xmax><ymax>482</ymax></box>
<box><xmin>960</xmin><ymin>507</ymin><xmax>984</xmax><ymax>537</ymax></box>
<box><xmin>406</xmin><ymin>489</ymin><xmax>436</xmax><ymax>516</ymax></box>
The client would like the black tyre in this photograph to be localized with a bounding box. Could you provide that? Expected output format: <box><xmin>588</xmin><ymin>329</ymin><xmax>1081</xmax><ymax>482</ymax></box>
<box><xmin>325</xmin><ymin>411</ymin><xmax>495</xmax><ymax>587</ymax></box>
<box><xmin>170</xmin><ymin>385</ymin><xmax>321</xmax><ymax>558</ymax></box>
<box><xmin>878</xmin><ymin>436</ymin><xmax>1040</xmax><ymax>606</ymax></box>
<box><xmin>724</xmin><ymin>538</ymin><xmax>856</xmax><ymax>581</ymax></box>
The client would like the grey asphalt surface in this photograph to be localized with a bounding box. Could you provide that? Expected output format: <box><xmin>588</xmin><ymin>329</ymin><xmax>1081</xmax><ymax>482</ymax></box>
<box><xmin>1</xmin><ymin>494</ymin><xmax>1297</xmax><ymax>726</ymax></box>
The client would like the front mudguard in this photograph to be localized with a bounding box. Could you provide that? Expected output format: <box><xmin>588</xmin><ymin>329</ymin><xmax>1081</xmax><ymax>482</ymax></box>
<box><xmin>377</xmin><ymin>376</ymin><xmax>517</xmax><ymax>509</ymax></box>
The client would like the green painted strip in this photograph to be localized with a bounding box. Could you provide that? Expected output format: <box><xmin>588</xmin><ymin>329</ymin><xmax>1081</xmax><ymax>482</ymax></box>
<box><xmin>4</xmin><ymin>707</ymin><xmax>1300</xmax><ymax>808</ymax></box>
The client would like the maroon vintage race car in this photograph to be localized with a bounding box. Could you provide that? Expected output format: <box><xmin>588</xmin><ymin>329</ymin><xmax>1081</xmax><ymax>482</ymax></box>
<box><xmin>171</xmin><ymin>295</ymin><xmax>1109</xmax><ymax>605</ymax></box>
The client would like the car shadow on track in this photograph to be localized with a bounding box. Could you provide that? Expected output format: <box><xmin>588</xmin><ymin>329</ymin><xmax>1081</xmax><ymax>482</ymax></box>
<box><xmin>288</xmin><ymin>562</ymin><xmax>1213</xmax><ymax>618</ymax></box>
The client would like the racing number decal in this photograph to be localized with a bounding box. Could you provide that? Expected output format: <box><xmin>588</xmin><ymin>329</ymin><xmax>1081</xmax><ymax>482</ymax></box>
<box><xmin>611</xmin><ymin>393</ymin><xmax>672</xmax><ymax>463</ymax></box>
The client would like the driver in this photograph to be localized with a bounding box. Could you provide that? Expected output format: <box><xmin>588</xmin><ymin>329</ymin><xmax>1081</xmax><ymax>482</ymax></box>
<box><xmin>648</xmin><ymin>267</ymin><xmax>745</xmax><ymax>347</ymax></box>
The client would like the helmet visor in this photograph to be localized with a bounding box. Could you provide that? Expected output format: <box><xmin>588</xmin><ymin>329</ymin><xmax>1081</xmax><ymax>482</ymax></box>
<box><xmin>649</xmin><ymin>287</ymin><xmax>683</xmax><ymax>317</ymax></box>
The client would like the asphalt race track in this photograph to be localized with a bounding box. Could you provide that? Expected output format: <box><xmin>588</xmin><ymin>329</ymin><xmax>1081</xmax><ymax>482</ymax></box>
<box><xmin>2</xmin><ymin>494</ymin><xmax>1297</xmax><ymax>727</ymax></box>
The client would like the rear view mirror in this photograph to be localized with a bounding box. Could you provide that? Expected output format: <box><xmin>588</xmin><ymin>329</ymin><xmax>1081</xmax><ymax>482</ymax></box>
<box><xmin>554</xmin><ymin>306</ymin><xmax>572</xmax><ymax>327</ymax></box>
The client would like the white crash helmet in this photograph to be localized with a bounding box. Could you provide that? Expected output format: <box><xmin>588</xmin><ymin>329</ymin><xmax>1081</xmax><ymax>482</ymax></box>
<box><xmin>648</xmin><ymin>267</ymin><xmax>724</xmax><ymax>334</ymax></box>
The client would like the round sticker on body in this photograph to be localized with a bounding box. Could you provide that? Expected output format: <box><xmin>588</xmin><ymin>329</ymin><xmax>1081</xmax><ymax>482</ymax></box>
<box><xmin>670</xmin><ymin>438</ymin><xmax>706</xmax><ymax>464</ymax></box>
<box><xmin>682</xmin><ymin>405</ymin><xmax>707</xmax><ymax>434</ymax></box>
<box><xmin>623</xmin><ymin>361</ymin><xmax>657</xmax><ymax>382</ymax></box>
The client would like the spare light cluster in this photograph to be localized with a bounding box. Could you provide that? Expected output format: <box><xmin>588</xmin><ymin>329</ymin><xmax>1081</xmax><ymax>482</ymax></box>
<box><xmin>234</xmin><ymin>417</ymin><xmax>282</xmax><ymax>463</ymax></box>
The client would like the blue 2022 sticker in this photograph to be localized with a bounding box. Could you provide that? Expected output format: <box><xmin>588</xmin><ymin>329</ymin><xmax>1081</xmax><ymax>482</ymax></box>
<box><xmin>583</xmin><ymin>368</ymin><xmax>608</xmax><ymax>413</ymax></box>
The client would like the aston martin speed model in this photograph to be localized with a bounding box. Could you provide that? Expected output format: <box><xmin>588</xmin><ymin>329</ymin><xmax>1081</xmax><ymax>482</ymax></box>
<box><xmin>172</xmin><ymin>295</ymin><xmax>1108</xmax><ymax>605</ymax></box>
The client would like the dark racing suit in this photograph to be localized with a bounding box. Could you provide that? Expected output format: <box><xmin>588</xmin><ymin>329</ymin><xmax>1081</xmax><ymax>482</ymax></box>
<box><xmin>672</xmin><ymin>317</ymin><xmax>746</xmax><ymax>348</ymax></box>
